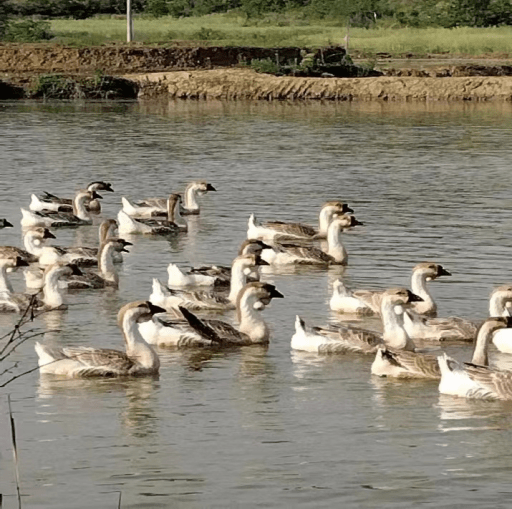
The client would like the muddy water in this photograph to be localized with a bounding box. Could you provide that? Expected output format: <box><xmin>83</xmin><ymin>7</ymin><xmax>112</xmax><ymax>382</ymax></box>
<box><xmin>1</xmin><ymin>100</ymin><xmax>512</xmax><ymax>508</ymax></box>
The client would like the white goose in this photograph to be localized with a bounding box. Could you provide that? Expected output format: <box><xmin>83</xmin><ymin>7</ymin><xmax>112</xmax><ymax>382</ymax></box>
<box><xmin>247</xmin><ymin>201</ymin><xmax>353</xmax><ymax>242</ymax></box>
<box><xmin>130</xmin><ymin>181</ymin><xmax>216</xmax><ymax>216</ymax></box>
<box><xmin>330</xmin><ymin>262</ymin><xmax>451</xmax><ymax>316</ymax></box>
<box><xmin>150</xmin><ymin>254</ymin><xmax>268</xmax><ymax>311</ymax></box>
<box><xmin>291</xmin><ymin>288</ymin><xmax>421</xmax><ymax>354</ymax></box>
<box><xmin>1</xmin><ymin>262</ymin><xmax>82</xmax><ymax>313</ymax></box>
<box><xmin>140</xmin><ymin>282</ymin><xmax>283</xmax><ymax>347</ymax></box>
<box><xmin>261</xmin><ymin>214</ymin><xmax>362</xmax><ymax>265</ymax></box>
<box><xmin>30</xmin><ymin>181</ymin><xmax>114</xmax><ymax>213</ymax></box>
<box><xmin>0</xmin><ymin>219</ymin><xmax>13</xmax><ymax>229</ymax></box>
<box><xmin>65</xmin><ymin>238</ymin><xmax>131</xmax><ymax>289</ymax></box>
<box><xmin>438</xmin><ymin>316</ymin><xmax>512</xmax><ymax>400</ymax></box>
<box><xmin>488</xmin><ymin>285</ymin><xmax>512</xmax><ymax>353</ymax></box>
<box><xmin>35</xmin><ymin>301</ymin><xmax>166</xmax><ymax>377</ymax></box>
<box><xmin>118</xmin><ymin>193</ymin><xmax>186</xmax><ymax>236</ymax></box>
<box><xmin>0</xmin><ymin>256</ymin><xmax>30</xmax><ymax>312</ymax></box>
<box><xmin>21</xmin><ymin>190</ymin><xmax>102</xmax><ymax>228</ymax></box>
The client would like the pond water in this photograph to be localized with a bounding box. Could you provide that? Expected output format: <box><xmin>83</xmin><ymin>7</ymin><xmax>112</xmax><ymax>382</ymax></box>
<box><xmin>1</xmin><ymin>99</ymin><xmax>512</xmax><ymax>508</ymax></box>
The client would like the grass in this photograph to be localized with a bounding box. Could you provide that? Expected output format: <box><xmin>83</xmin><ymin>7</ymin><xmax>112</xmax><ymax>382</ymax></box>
<box><xmin>47</xmin><ymin>14</ymin><xmax>512</xmax><ymax>57</ymax></box>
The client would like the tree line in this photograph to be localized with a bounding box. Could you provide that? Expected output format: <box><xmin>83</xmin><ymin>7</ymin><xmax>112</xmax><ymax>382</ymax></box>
<box><xmin>1</xmin><ymin>0</ymin><xmax>512</xmax><ymax>28</ymax></box>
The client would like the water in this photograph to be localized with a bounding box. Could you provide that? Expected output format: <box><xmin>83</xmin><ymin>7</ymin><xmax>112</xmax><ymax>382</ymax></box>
<box><xmin>1</xmin><ymin>99</ymin><xmax>512</xmax><ymax>508</ymax></box>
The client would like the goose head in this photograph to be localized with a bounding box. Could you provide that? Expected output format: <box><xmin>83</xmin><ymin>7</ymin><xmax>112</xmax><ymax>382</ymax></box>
<box><xmin>413</xmin><ymin>262</ymin><xmax>451</xmax><ymax>281</ymax></box>
<box><xmin>489</xmin><ymin>285</ymin><xmax>512</xmax><ymax>317</ymax></box>
<box><xmin>87</xmin><ymin>181</ymin><xmax>114</xmax><ymax>193</ymax></box>
<box><xmin>117</xmin><ymin>300</ymin><xmax>167</xmax><ymax>328</ymax></box>
<box><xmin>109</xmin><ymin>238</ymin><xmax>132</xmax><ymax>253</ymax></box>
<box><xmin>1</xmin><ymin>255</ymin><xmax>30</xmax><ymax>270</ymax></box>
<box><xmin>238</xmin><ymin>239</ymin><xmax>272</xmax><ymax>256</ymax></box>
<box><xmin>382</xmin><ymin>287</ymin><xmax>423</xmax><ymax>308</ymax></box>
<box><xmin>323</xmin><ymin>201</ymin><xmax>354</xmax><ymax>214</ymax></box>
<box><xmin>239</xmin><ymin>282</ymin><xmax>284</xmax><ymax>307</ymax></box>
<box><xmin>0</xmin><ymin>219</ymin><xmax>13</xmax><ymax>228</ymax></box>
<box><xmin>190</xmin><ymin>181</ymin><xmax>216</xmax><ymax>195</ymax></box>
<box><xmin>330</xmin><ymin>213</ymin><xmax>364</xmax><ymax>230</ymax></box>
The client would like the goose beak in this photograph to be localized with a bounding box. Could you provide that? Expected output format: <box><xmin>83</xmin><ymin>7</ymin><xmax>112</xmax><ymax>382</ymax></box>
<box><xmin>148</xmin><ymin>302</ymin><xmax>167</xmax><ymax>315</ymax></box>
<box><xmin>256</xmin><ymin>256</ymin><xmax>269</xmax><ymax>266</ymax></box>
<box><xmin>92</xmin><ymin>191</ymin><xmax>103</xmax><ymax>200</ymax></box>
<box><xmin>105</xmin><ymin>183</ymin><xmax>114</xmax><ymax>192</ymax></box>
<box><xmin>206</xmin><ymin>184</ymin><xmax>216</xmax><ymax>191</ymax></box>
<box><xmin>351</xmin><ymin>217</ymin><xmax>364</xmax><ymax>226</ymax></box>
<box><xmin>43</xmin><ymin>229</ymin><xmax>56</xmax><ymax>239</ymax></box>
<box><xmin>270</xmin><ymin>287</ymin><xmax>284</xmax><ymax>299</ymax></box>
<box><xmin>438</xmin><ymin>266</ymin><xmax>451</xmax><ymax>277</ymax></box>
<box><xmin>343</xmin><ymin>205</ymin><xmax>354</xmax><ymax>214</ymax></box>
<box><xmin>3</xmin><ymin>220</ymin><xmax>13</xmax><ymax>228</ymax></box>
<box><xmin>406</xmin><ymin>290</ymin><xmax>423</xmax><ymax>303</ymax></box>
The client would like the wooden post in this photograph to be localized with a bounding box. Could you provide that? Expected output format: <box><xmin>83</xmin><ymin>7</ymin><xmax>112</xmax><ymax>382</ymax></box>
<box><xmin>127</xmin><ymin>0</ymin><xmax>133</xmax><ymax>42</ymax></box>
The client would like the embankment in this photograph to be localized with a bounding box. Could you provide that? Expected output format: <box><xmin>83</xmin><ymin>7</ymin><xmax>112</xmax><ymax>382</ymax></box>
<box><xmin>128</xmin><ymin>68</ymin><xmax>512</xmax><ymax>101</ymax></box>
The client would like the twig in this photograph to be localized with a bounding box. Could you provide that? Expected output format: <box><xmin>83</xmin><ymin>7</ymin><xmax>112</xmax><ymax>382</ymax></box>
<box><xmin>118</xmin><ymin>491</ymin><xmax>122</xmax><ymax>509</ymax></box>
<box><xmin>1</xmin><ymin>364</ymin><xmax>46</xmax><ymax>389</ymax></box>
<box><xmin>7</xmin><ymin>395</ymin><xmax>22</xmax><ymax>509</ymax></box>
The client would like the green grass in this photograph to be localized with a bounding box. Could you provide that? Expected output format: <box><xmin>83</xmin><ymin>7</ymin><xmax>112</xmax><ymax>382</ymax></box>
<box><xmin>48</xmin><ymin>14</ymin><xmax>512</xmax><ymax>57</ymax></box>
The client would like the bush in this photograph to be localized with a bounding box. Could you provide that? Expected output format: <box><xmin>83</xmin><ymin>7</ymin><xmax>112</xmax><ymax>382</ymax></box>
<box><xmin>3</xmin><ymin>19</ymin><xmax>52</xmax><ymax>41</ymax></box>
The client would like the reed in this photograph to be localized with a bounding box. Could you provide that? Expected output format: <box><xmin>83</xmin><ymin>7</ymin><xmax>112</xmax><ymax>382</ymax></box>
<box><xmin>7</xmin><ymin>395</ymin><xmax>22</xmax><ymax>509</ymax></box>
<box><xmin>47</xmin><ymin>15</ymin><xmax>512</xmax><ymax>56</ymax></box>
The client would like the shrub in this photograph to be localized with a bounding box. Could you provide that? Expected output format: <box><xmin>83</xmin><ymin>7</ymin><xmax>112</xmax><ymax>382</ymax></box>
<box><xmin>3</xmin><ymin>19</ymin><xmax>52</xmax><ymax>41</ymax></box>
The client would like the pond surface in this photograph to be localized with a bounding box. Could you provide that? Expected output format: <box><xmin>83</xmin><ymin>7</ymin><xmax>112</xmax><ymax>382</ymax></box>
<box><xmin>1</xmin><ymin>99</ymin><xmax>512</xmax><ymax>508</ymax></box>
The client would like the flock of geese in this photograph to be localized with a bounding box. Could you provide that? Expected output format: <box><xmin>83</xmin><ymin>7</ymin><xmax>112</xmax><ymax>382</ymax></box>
<box><xmin>2</xmin><ymin>180</ymin><xmax>512</xmax><ymax>402</ymax></box>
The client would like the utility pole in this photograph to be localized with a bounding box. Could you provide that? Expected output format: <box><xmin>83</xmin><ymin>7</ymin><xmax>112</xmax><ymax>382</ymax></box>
<box><xmin>127</xmin><ymin>0</ymin><xmax>133</xmax><ymax>42</ymax></box>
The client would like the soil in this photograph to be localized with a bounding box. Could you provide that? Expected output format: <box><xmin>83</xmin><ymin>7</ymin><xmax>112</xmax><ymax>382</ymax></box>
<box><xmin>2</xmin><ymin>43</ymin><xmax>512</xmax><ymax>101</ymax></box>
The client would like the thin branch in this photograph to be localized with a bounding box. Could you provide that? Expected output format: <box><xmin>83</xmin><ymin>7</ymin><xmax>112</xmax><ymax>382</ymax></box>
<box><xmin>7</xmin><ymin>395</ymin><xmax>22</xmax><ymax>508</ymax></box>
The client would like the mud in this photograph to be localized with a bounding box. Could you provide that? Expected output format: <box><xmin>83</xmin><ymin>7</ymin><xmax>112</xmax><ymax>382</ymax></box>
<box><xmin>2</xmin><ymin>44</ymin><xmax>512</xmax><ymax>101</ymax></box>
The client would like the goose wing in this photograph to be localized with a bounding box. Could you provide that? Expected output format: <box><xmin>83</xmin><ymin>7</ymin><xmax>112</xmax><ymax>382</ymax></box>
<box><xmin>169</xmin><ymin>287</ymin><xmax>231</xmax><ymax>310</ymax></box>
<box><xmin>61</xmin><ymin>346</ymin><xmax>135</xmax><ymax>376</ymax></box>
<box><xmin>61</xmin><ymin>246</ymin><xmax>98</xmax><ymax>265</ymax></box>
<box><xmin>274</xmin><ymin>243</ymin><xmax>333</xmax><ymax>264</ymax></box>
<box><xmin>263</xmin><ymin>221</ymin><xmax>316</xmax><ymax>238</ymax></box>
<box><xmin>313</xmin><ymin>324</ymin><xmax>382</xmax><ymax>353</ymax></box>
<box><xmin>134</xmin><ymin>197</ymin><xmax>167</xmax><ymax>209</ymax></box>
<box><xmin>41</xmin><ymin>192</ymin><xmax>72</xmax><ymax>205</ymax></box>
<box><xmin>135</xmin><ymin>218</ymin><xmax>179</xmax><ymax>234</ymax></box>
<box><xmin>424</xmin><ymin>317</ymin><xmax>478</xmax><ymax>341</ymax></box>
<box><xmin>178</xmin><ymin>307</ymin><xmax>248</xmax><ymax>345</ymax></box>
<box><xmin>351</xmin><ymin>290</ymin><xmax>384</xmax><ymax>314</ymax></box>
<box><xmin>0</xmin><ymin>246</ymin><xmax>38</xmax><ymax>263</ymax></box>
<box><xmin>382</xmin><ymin>348</ymin><xmax>440</xmax><ymax>379</ymax></box>
<box><xmin>463</xmin><ymin>364</ymin><xmax>512</xmax><ymax>400</ymax></box>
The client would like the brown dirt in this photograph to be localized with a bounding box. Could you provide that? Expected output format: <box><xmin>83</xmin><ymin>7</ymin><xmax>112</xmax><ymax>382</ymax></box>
<box><xmin>2</xmin><ymin>43</ymin><xmax>512</xmax><ymax>101</ymax></box>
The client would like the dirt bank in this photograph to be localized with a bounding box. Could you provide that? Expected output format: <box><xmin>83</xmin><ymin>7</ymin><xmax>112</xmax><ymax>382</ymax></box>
<box><xmin>127</xmin><ymin>68</ymin><xmax>512</xmax><ymax>101</ymax></box>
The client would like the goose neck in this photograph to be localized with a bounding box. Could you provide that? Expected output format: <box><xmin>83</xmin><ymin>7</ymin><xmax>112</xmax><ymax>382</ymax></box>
<box><xmin>410</xmin><ymin>271</ymin><xmax>436</xmax><ymax>315</ymax></box>
<box><xmin>122</xmin><ymin>309</ymin><xmax>160</xmax><ymax>370</ymax></box>
<box><xmin>184</xmin><ymin>184</ymin><xmax>200</xmax><ymax>211</ymax></box>
<box><xmin>471</xmin><ymin>321</ymin><xmax>496</xmax><ymax>366</ymax></box>
<box><xmin>229</xmin><ymin>261</ymin><xmax>249</xmax><ymax>304</ymax></box>
<box><xmin>0</xmin><ymin>262</ymin><xmax>14</xmax><ymax>293</ymax></box>
<box><xmin>98</xmin><ymin>243</ymin><xmax>118</xmax><ymax>285</ymax></box>
<box><xmin>381</xmin><ymin>298</ymin><xmax>415</xmax><ymax>351</ymax></box>
<box><xmin>237</xmin><ymin>291</ymin><xmax>269</xmax><ymax>343</ymax></box>
<box><xmin>73</xmin><ymin>192</ymin><xmax>91</xmax><ymax>221</ymax></box>
<box><xmin>43</xmin><ymin>266</ymin><xmax>66</xmax><ymax>308</ymax></box>
<box><xmin>318</xmin><ymin>206</ymin><xmax>337</xmax><ymax>236</ymax></box>
<box><xmin>326</xmin><ymin>221</ymin><xmax>347</xmax><ymax>263</ymax></box>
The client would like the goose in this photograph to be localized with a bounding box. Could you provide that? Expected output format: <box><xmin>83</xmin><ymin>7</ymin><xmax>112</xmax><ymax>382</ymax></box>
<box><xmin>261</xmin><ymin>214</ymin><xmax>363</xmax><ymax>265</ymax></box>
<box><xmin>184</xmin><ymin>239</ymin><xmax>271</xmax><ymax>287</ymax></box>
<box><xmin>291</xmin><ymin>288</ymin><xmax>422</xmax><ymax>354</ymax></box>
<box><xmin>35</xmin><ymin>301</ymin><xmax>166</xmax><ymax>377</ymax></box>
<box><xmin>487</xmin><ymin>285</ymin><xmax>512</xmax><ymax>353</ymax></box>
<box><xmin>117</xmin><ymin>193</ymin><xmax>186</xmax><ymax>236</ymax></box>
<box><xmin>30</xmin><ymin>181</ymin><xmax>114</xmax><ymax>213</ymax></box>
<box><xmin>0</xmin><ymin>256</ymin><xmax>30</xmax><ymax>312</ymax></box>
<box><xmin>1</xmin><ymin>262</ymin><xmax>82</xmax><ymax>313</ymax></box>
<box><xmin>0</xmin><ymin>219</ymin><xmax>13</xmax><ymax>229</ymax></box>
<box><xmin>21</xmin><ymin>190</ymin><xmax>103</xmax><ymax>228</ymax></box>
<box><xmin>438</xmin><ymin>316</ymin><xmax>512</xmax><ymax>400</ymax></box>
<box><xmin>140</xmin><ymin>282</ymin><xmax>284</xmax><ymax>347</ymax></box>
<box><xmin>150</xmin><ymin>254</ymin><xmax>268</xmax><ymax>311</ymax></box>
<box><xmin>330</xmin><ymin>262</ymin><xmax>451</xmax><ymax>316</ymax></box>
<box><xmin>247</xmin><ymin>201</ymin><xmax>353</xmax><ymax>242</ymax></box>
<box><xmin>65</xmin><ymin>238</ymin><xmax>131</xmax><ymax>289</ymax></box>
<box><xmin>130</xmin><ymin>181</ymin><xmax>216</xmax><ymax>216</ymax></box>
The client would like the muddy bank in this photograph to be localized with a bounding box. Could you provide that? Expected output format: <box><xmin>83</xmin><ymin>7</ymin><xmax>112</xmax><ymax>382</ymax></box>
<box><xmin>0</xmin><ymin>43</ymin><xmax>301</xmax><ymax>75</ymax></box>
<box><xmin>127</xmin><ymin>68</ymin><xmax>512</xmax><ymax>101</ymax></box>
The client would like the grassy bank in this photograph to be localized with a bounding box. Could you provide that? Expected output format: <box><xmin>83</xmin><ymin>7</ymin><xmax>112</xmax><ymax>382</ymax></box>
<box><xmin>48</xmin><ymin>14</ymin><xmax>512</xmax><ymax>57</ymax></box>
